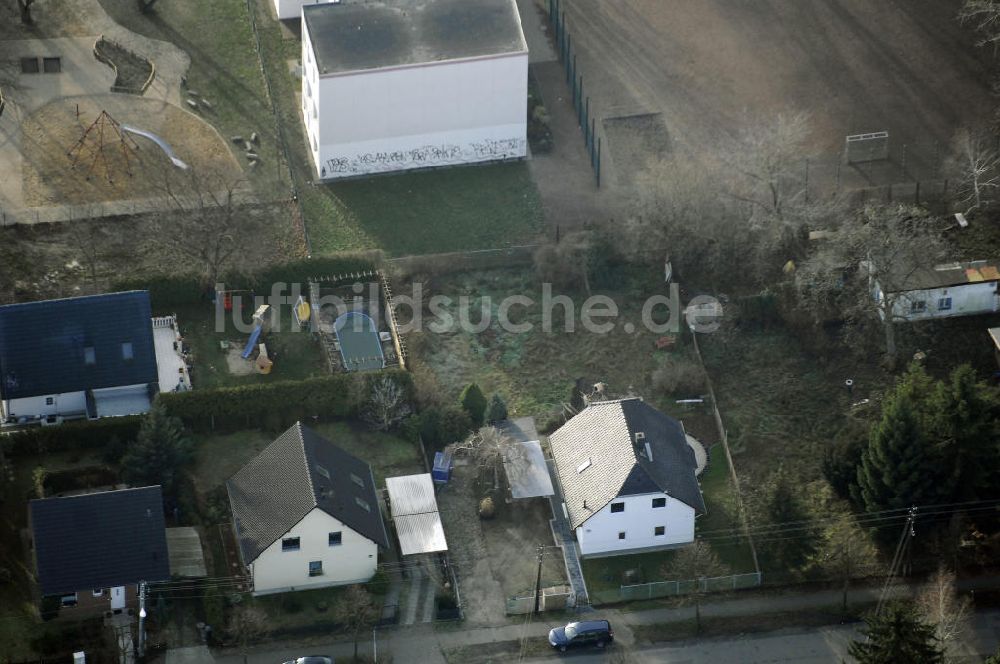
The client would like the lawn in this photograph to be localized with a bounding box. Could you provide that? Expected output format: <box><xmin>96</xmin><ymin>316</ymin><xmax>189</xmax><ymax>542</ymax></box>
<box><xmin>174</xmin><ymin>302</ymin><xmax>326</xmax><ymax>389</ymax></box>
<box><xmin>96</xmin><ymin>0</ymin><xmax>289</xmax><ymax>198</ymax></box>
<box><xmin>190</xmin><ymin>420</ymin><xmax>423</xmax><ymax>497</ymax></box>
<box><xmin>250</xmin><ymin>1</ymin><xmax>544</xmax><ymax>256</ymax></box>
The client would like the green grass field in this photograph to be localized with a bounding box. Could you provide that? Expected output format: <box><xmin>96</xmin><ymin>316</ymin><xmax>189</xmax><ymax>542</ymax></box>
<box><xmin>190</xmin><ymin>420</ymin><xmax>423</xmax><ymax>496</ymax></box>
<box><xmin>175</xmin><ymin>303</ymin><xmax>325</xmax><ymax>389</ymax></box>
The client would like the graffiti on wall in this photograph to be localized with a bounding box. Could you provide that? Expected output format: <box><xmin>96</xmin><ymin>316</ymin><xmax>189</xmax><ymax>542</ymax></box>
<box><xmin>322</xmin><ymin>137</ymin><xmax>526</xmax><ymax>178</ymax></box>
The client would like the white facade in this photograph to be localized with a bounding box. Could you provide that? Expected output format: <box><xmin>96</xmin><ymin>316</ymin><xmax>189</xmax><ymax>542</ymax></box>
<box><xmin>273</xmin><ymin>0</ymin><xmax>337</xmax><ymax>21</ymax></box>
<box><xmin>874</xmin><ymin>280</ymin><xmax>999</xmax><ymax>322</ymax></box>
<box><xmin>1</xmin><ymin>390</ymin><xmax>87</xmax><ymax>423</ymax></box>
<box><xmin>575</xmin><ymin>492</ymin><xmax>695</xmax><ymax>558</ymax></box>
<box><xmin>301</xmin><ymin>23</ymin><xmax>528</xmax><ymax>179</ymax></box>
<box><xmin>249</xmin><ymin>507</ymin><xmax>378</xmax><ymax>596</ymax></box>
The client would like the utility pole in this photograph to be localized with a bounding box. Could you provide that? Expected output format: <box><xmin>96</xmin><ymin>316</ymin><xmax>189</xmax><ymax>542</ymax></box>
<box><xmin>534</xmin><ymin>545</ymin><xmax>545</xmax><ymax>614</ymax></box>
<box><xmin>138</xmin><ymin>580</ymin><xmax>147</xmax><ymax>658</ymax></box>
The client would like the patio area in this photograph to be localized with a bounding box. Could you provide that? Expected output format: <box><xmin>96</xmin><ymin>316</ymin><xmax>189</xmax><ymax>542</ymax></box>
<box><xmin>153</xmin><ymin>315</ymin><xmax>192</xmax><ymax>393</ymax></box>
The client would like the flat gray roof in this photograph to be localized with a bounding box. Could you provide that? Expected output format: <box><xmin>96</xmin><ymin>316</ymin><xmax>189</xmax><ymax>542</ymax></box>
<box><xmin>303</xmin><ymin>0</ymin><xmax>527</xmax><ymax>76</ymax></box>
<box><xmin>503</xmin><ymin>440</ymin><xmax>554</xmax><ymax>499</ymax></box>
<box><xmin>386</xmin><ymin>474</ymin><xmax>448</xmax><ymax>555</ymax></box>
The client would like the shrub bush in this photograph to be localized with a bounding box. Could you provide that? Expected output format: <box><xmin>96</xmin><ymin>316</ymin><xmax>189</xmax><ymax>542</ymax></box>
<box><xmin>651</xmin><ymin>355</ymin><xmax>706</xmax><ymax>396</ymax></box>
<box><xmin>159</xmin><ymin>370</ymin><xmax>411</xmax><ymax>433</ymax></box>
<box><xmin>1</xmin><ymin>415</ymin><xmax>143</xmax><ymax>458</ymax></box>
<box><xmin>112</xmin><ymin>275</ymin><xmax>206</xmax><ymax>310</ymax></box>
<box><xmin>401</xmin><ymin>404</ymin><xmax>473</xmax><ymax>453</ymax></box>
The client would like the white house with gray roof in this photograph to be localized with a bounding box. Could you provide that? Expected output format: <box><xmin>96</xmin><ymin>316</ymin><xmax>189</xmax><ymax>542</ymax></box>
<box><xmin>300</xmin><ymin>0</ymin><xmax>528</xmax><ymax>179</ymax></box>
<box><xmin>549</xmin><ymin>399</ymin><xmax>706</xmax><ymax>558</ymax></box>
<box><xmin>226</xmin><ymin>423</ymin><xmax>389</xmax><ymax>595</ymax></box>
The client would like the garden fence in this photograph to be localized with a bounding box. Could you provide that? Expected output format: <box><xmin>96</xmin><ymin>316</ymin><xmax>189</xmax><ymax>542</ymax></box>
<box><xmin>592</xmin><ymin>571</ymin><xmax>762</xmax><ymax>605</ymax></box>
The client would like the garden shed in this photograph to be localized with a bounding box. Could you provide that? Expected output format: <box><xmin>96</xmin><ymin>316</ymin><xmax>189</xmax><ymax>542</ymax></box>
<box><xmin>300</xmin><ymin>0</ymin><xmax>529</xmax><ymax>179</ymax></box>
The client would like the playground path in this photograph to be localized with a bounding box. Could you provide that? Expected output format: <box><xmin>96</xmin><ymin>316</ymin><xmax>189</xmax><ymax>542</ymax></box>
<box><xmin>0</xmin><ymin>0</ymin><xmax>190</xmax><ymax>212</ymax></box>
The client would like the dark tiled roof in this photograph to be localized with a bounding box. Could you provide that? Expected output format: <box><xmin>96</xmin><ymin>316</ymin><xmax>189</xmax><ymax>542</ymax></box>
<box><xmin>303</xmin><ymin>0</ymin><xmax>527</xmax><ymax>76</ymax></box>
<box><xmin>227</xmin><ymin>423</ymin><xmax>389</xmax><ymax>563</ymax></box>
<box><xmin>550</xmin><ymin>398</ymin><xmax>706</xmax><ymax>529</ymax></box>
<box><xmin>0</xmin><ymin>291</ymin><xmax>157</xmax><ymax>400</ymax></box>
<box><xmin>30</xmin><ymin>487</ymin><xmax>169</xmax><ymax>596</ymax></box>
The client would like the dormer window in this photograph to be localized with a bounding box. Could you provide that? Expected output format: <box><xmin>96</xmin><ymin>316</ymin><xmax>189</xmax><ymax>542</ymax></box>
<box><xmin>84</xmin><ymin>347</ymin><xmax>96</xmax><ymax>366</ymax></box>
<box><xmin>355</xmin><ymin>496</ymin><xmax>371</xmax><ymax>512</ymax></box>
<box><xmin>121</xmin><ymin>342</ymin><xmax>133</xmax><ymax>360</ymax></box>
<box><xmin>350</xmin><ymin>473</ymin><xmax>365</xmax><ymax>488</ymax></box>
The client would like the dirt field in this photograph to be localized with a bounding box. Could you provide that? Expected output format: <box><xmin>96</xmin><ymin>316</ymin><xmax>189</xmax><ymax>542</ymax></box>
<box><xmin>556</xmin><ymin>0</ymin><xmax>995</xmax><ymax>191</ymax></box>
<box><xmin>437</xmin><ymin>461</ymin><xmax>567</xmax><ymax>625</ymax></box>
<box><xmin>20</xmin><ymin>95</ymin><xmax>242</xmax><ymax>206</ymax></box>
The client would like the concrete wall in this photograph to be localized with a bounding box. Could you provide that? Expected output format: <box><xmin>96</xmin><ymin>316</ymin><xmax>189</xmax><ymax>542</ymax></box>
<box><xmin>4</xmin><ymin>391</ymin><xmax>87</xmax><ymax>422</ymax></box>
<box><xmin>301</xmin><ymin>21</ymin><xmax>527</xmax><ymax>179</ymax></box>
<box><xmin>876</xmin><ymin>280</ymin><xmax>999</xmax><ymax>321</ymax></box>
<box><xmin>250</xmin><ymin>507</ymin><xmax>378</xmax><ymax>595</ymax></box>
<box><xmin>274</xmin><ymin>0</ymin><xmax>337</xmax><ymax>21</ymax></box>
<box><xmin>576</xmin><ymin>492</ymin><xmax>695</xmax><ymax>558</ymax></box>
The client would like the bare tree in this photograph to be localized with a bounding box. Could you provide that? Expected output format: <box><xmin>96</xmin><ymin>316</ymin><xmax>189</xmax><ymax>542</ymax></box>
<box><xmin>661</xmin><ymin>540</ymin><xmax>730</xmax><ymax>634</ymax></box>
<box><xmin>149</xmin><ymin>172</ymin><xmax>262</xmax><ymax>288</ymax></box>
<box><xmin>916</xmin><ymin>566</ymin><xmax>972</xmax><ymax>655</ymax></box>
<box><xmin>453</xmin><ymin>427</ymin><xmax>527</xmax><ymax>493</ymax></box>
<box><xmin>795</xmin><ymin>204</ymin><xmax>949</xmax><ymax>362</ymax></box>
<box><xmin>227</xmin><ymin>605</ymin><xmax>270</xmax><ymax>664</ymax></box>
<box><xmin>334</xmin><ymin>585</ymin><xmax>380</xmax><ymax>662</ymax></box>
<box><xmin>949</xmin><ymin>127</ymin><xmax>1000</xmax><ymax>214</ymax></box>
<box><xmin>362</xmin><ymin>375</ymin><xmax>412</xmax><ymax>431</ymax></box>
<box><xmin>810</xmin><ymin>515</ymin><xmax>882</xmax><ymax>614</ymax></box>
<box><xmin>630</xmin><ymin>112</ymin><xmax>841</xmax><ymax>287</ymax></box>
<box><xmin>16</xmin><ymin>0</ymin><xmax>35</xmax><ymax>24</ymax></box>
<box><xmin>959</xmin><ymin>0</ymin><xmax>1000</xmax><ymax>48</ymax></box>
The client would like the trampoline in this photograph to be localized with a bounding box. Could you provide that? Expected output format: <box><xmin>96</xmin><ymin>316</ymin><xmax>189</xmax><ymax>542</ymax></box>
<box><xmin>334</xmin><ymin>311</ymin><xmax>385</xmax><ymax>371</ymax></box>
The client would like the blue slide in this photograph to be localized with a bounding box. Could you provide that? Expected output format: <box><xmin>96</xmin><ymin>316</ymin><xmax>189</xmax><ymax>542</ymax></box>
<box><xmin>241</xmin><ymin>325</ymin><xmax>263</xmax><ymax>360</ymax></box>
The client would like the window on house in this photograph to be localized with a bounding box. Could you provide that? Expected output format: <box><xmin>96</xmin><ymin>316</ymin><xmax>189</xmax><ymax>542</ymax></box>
<box><xmin>84</xmin><ymin>346</ymin><xmax>96</xmax><ymax>365</ymax></box>
<box><xmin>42</xmin><ymin>57</ymin><xmax>61</xmax><ymax>73</ymax></box>
<box><xmin>92</xmin><ymin>589</ymin><xmax>104</xmax><ymax>597</ymax></box>
<box><xmin>329</xmin><ymin>531</ymin><xmax>342</xmax><ymax>546</ymax></box>
<box><xmin>350</xmin><ymin>473</ymin><xmax>365</xmax><ymax>488</ymax></box>
<box><xmin>308</xmin><ymin>561</ymin><xmax>323</xmax><ymax>577</ymax></box>
<box><xmin>121</xmin><ymin>342</ymin><xmax>133</xmax><ymax>360</ymax></box>
<box><xmin>21</xmin><ymin>57</ymin><xmax>39</xmax><ymax>74</ymax></box>
<box><xmin>617</xmin><ymin>532</ymin><xmax>626</xmax><ymax>540</ymax></box>
<box><xmin>652</xmin><ymin>497</ymin><xmax>666</xmax><ymax>509</ymax></box>
<box><xmin>355</xmin><ymin>496</ymin><xmax>371</xmax><ymax>512</ymax></box>
<box><xmin>282</xmin><ymin>537</ymin><xmax>300</xmax><ymax>551</ymax></box>
<box><xmin>938</xmin><ymin>297</ymin><xmax>953</xmax><ymax>311</ymax></box>
<box><xmin>610</xmin><ymin>502</ymin><xmax>624</xmax><ymax>513</ymax></box>
<box><xmin>315</xmin><ymin>464</ymin><xmax>330</xmax><ymax>479</ymax></box>
<box><xmin>45</xmin><ymin>397</ymin><xmax>54</xmax><ymax>406</ymax></box>
<box><xmin>910</xmin><ymin>300</ymin><xmax>927</xmax><ymax>313</ymax></box>
<box><xmin>60</xmin><ymin>593</ymin><xmax>78</xmax><ymax>607</ymax></box>
<box><xmin>654</xmin><ymin>526</ymin><xmax>665</xmax><ymax>537</ymax></box>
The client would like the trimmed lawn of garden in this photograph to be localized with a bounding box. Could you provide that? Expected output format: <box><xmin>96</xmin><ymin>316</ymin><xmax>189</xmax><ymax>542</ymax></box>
<box><xmin>190</xmin><ymin>421</ymin><xmax>423</xmax><ymax>497</ymax></box>
<box><xmin>174</xmin><ymin>303</ymin><xmax>326</xmax><ymax>390</ymax></box>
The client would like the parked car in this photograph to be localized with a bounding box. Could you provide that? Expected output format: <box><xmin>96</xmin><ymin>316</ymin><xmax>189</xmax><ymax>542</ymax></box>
<box><xmin>282</xmin><ymin>658</ymin><xmax>333</xmax><ymax>664</ymax></box>
<box><xmin>548</xmin><ymin>619</ymin><xmax>614</xmax><ymax>652</ymax></box>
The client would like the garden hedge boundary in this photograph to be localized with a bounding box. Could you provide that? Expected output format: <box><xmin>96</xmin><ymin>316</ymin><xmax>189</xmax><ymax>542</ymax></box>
<box><xmin>1</xmin><ymin>416</ymin><xmax>143</xmax><ymax>458</ymax></box>
<box><xmin>1</xmin><ymin>370</ymin><xmax>412</xmax><ymax>453</ymax></box>
<box><xmin>112</xmin><ymin>252</ymin><xmax>384</xmax><ymax>311</ymax></box>
<box><xmin>159</xmin><ymin>369</ymin><xmax>413</xmax><ymax>433</ymax></box>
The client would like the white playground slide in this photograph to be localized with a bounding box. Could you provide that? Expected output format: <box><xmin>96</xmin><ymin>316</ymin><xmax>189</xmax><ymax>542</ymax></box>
<box><xmin>120</xmin><ymin>124</ymin><xmax>190</xmax><ymax>170</ymax></box>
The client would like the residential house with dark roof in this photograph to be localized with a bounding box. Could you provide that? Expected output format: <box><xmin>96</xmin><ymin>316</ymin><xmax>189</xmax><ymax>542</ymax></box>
<box><xmin>549</xmin><ymin>398</ymin><xmax>706</xmax><ymax>558</ymax></box>
<box><xmin>0</xmin><ymin>291</ymin><xmax>159</xmax><ymax>424</ymax></box>
<box><xmin>227</xmin><ymin>423</ymin><xmax>390</xmax><ymax>595</ymax></box>
<box><xmin>29</xmin><ymin>486</ymin><xmax>170</xmax><ymax>615</ymax></box>
<box><xmin>871</xmin><ymin>260</ymin><xmax>1000</xmax><ymax>322</ymax></box>
<box><xmin>300</xmin><ymin>0</ymin><xmax>528</xmax><ymax>179</ymax></box>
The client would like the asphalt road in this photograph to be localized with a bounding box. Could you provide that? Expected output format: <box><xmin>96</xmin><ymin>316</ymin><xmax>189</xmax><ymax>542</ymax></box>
<box><xmin>522</xmin><ymin>610</ymin><xmax>1000</xmax><ymax>664</ymax></box>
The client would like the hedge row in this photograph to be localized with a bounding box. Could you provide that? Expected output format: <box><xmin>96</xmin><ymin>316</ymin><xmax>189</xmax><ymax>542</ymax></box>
<box><xmin>112</xmin><ymin>252</ymin><xmax>383</xmax><ymax>310</ymax></box>
<box><xmin>2</xmin><ymin>370</ymin><xmax>413</xmax><ymax>453</ymax></box>
<box><xmin>1</xmin><ymin>415</ymin><xmax>144</xmax><ymax>458</ymax></box>
<box><xmin>159</xmin><ymin>370</ymin><xmax>413</xmax><ymax>433</ymax></box>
